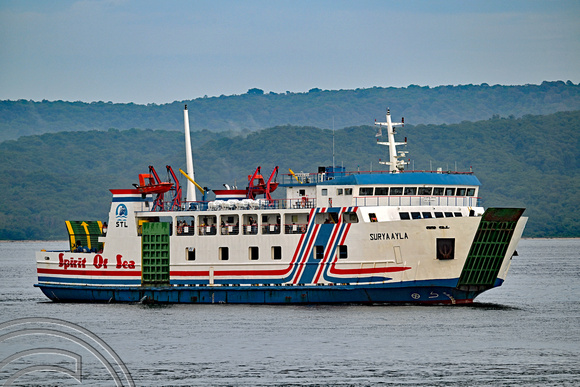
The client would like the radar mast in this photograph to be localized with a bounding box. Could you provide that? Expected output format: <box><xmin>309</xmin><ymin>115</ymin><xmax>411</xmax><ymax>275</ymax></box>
<box><xmin>375</xmin><ymin>108</ymin><xmax>408</xmax><ymax>172</ymax></box>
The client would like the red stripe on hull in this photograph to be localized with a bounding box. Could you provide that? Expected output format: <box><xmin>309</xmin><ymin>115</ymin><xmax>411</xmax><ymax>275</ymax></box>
<box><xmin>329</xmin><ymin>266</ymin><xmax>412</xmax><ymax>275</ymax></box>
<box><xmin>37</xmin><ymin>268</ymin><xmax>141</xmax><ymax>277</ymax></box>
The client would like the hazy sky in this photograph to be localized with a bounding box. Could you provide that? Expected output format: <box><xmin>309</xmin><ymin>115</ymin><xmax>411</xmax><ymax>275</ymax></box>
<box><xmin>1</xmin><ymin>0</ymin><xmax>579</xmax><ymax>104</ymax></box>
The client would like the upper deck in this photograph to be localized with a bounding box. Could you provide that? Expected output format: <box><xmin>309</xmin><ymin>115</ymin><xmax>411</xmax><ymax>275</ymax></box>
<box><xmin>121</xmin><ymin>169</ymin><xmax>481</xmax><ymax>214</ymax></box>
<box><xmin>279</xmin><ymin>168</ymin><xmax>479</xmax><ymax>186</ymax></box>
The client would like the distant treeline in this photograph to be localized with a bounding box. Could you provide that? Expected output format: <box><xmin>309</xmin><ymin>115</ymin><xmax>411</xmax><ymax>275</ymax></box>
<box><xmin>0</xmin><ymin>110</ymin><xmax>578</xmax><ymax>240</ymax></box>
<box><xmin>1</xmin><ymin>81</ymin><xmax>579</xmax><ymax>142</ymax></box>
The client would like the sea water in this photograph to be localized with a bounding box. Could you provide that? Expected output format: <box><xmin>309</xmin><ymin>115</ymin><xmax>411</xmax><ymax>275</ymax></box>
<box><xmin>0</xmin><ymin>239</ymin><xmax>579</xmax><ymax>386</ymax></box>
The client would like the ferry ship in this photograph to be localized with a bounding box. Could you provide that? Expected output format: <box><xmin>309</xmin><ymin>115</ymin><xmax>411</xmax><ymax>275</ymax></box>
<box><xmin>35</xmin><ymin>107</ymin><xmax>527</xmax><ymax>304</ymax></box>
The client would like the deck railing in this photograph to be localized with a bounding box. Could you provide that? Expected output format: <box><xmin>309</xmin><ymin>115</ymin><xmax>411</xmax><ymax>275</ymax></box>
<box><xmin>354</xmin><ymin>195</ymin><xmax>480</xmax><ymax>207</ymax></box>
<box><xmin>152</xmin><ymin>198</ymin><xmax>318</xmax><ymax>212</ymax></box>
<box><xmin>139</xmin><ymin>194</ymin><xmax>479</xmax><ymax>213</ymax></box>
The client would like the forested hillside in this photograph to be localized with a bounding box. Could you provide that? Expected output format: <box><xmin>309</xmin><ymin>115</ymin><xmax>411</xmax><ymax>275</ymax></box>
<box><xmin>1</xmin><ymin>81</ymin><xmax>579</xmax><ymax>142</ymax></box>
<box><xmin>0</xmin><ymin>110</ymin><xmax>578</xmax><ymax>240</ymax></box>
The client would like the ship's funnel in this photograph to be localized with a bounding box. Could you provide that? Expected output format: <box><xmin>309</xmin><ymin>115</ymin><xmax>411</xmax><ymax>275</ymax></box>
<box><xmin>184</xmin><ymin>105</ymin><xmax>196</xmax><ymax>202</ymax></box>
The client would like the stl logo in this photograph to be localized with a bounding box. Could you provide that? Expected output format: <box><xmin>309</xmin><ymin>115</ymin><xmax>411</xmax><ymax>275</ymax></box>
<box><xmin>116</xmin><ymin>204</ymin><xmax>128</xmax><ymax>220</ymax></box>
<box><xmin>0</xmin><ymin>317</ymin><xmax>134</xmax><ymax>386</ymax></box>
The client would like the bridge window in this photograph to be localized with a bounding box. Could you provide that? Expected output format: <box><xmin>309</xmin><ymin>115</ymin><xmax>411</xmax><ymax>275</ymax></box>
<box><xmin>404</xmin><ymin>187</ymin><xmax>417</xmax><ymax>195</ymax></box>
<box><xmin>411</xmin><ymin>212</ymin><xmax>422</xmax><ymax>219</ymax></box>
<box><xmin>418</xmin><ymin>187</ymin><xmax>432</xmax><ymax>195</ymax></box>
<box><xmin>444</xmin><ymin>212</ymin><xmax>454</xmax><ymax>217</ymax></box>
<box><xmin>445</xmin><ymin>188</ymin><xmax>455</xmax><ymax>196</ymax></box>
<box><xmin>433</xmin><ymin>187</ymin><xmax>444</xmax><ymax>195</ymax></box>
<box><xmin>454</xmin><ymin>212</ymin><xmax>463</xmax><ymax>217</ymax></box>
<box><xmin>422</xmin><ymin>212</ymin><xmax>433</xmax><ymax>219</ymax></box>
<box><xmin>399</xmin><ymin>212</ymin><xmax>411</xmax><ymax>220</ymax></box>
<box><xmin>359</xmin><ymin>187</ymin><xmax>373</xmax><ymax>196</ymax></box>
<box><xmin>375</xmin><ymin>187</ymin><xmax>388</xmax><ymax>195</ymax></box>
<box><xmin>456</xmin><ymin>188</ymin><xmax>466</xmax><ymax>196</ymax></box>
<box><xmin>344</xmin><ymin>188</ymin><xmax>353</xmax><ymax>195</ymax></box>
<box><xmin>391</xmin><ymin>187</ymin><xmax>403</xmax><ymax>195</ymax></box>
<box><xmin>434</xmin><ymin>212</ymin><xmax>444</xmax><ymax>218</ymax></box>
<box><xmin>466</xmin><ymin>188</ymin><xmax>476</xmax><ymax>196</ymax></box>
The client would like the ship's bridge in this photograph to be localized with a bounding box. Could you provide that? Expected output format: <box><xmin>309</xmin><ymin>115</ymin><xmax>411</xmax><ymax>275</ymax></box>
<box><xmin>281</xmin><ymin>169</ymin><xmax>481</xmax><ymax>209</ymax></box>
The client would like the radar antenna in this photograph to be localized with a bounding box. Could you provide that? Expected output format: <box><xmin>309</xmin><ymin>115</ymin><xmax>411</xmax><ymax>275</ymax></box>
<box><xmin>375</xmin><ymin>108</ymin><xmax>408</xmax><ymax>172</ymax></box>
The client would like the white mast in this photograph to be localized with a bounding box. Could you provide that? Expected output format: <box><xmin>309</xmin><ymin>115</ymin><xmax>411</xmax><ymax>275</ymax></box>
<box><xmin>375</xmin><ymin>108</ymin><xmax>407</xmax><ymax>172</ymax></box>
<box><xmin>184</xmin><ymin>105</ymin><xmax>197</xmax><ymax>202</ymax></box>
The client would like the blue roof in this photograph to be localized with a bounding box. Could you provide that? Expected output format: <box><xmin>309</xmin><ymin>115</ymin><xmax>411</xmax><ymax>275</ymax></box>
<box><xmin>318</xmin><ymin>172</ymin><xmax>481</xmax><ymax>186</ymax></box>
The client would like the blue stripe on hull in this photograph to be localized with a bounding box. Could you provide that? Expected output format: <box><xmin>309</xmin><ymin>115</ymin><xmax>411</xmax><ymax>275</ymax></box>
<box><xmin>298</xmin><ymin>223</ymin><xmax>334</xmax><ymax>283</ymax></box>
<box><xmin>35</xmin><ymin>279</ymin><xmax>498</xmax><ymax>304</ymax></box>
<box><xmin>38</xmin><ymin>276</ymin><xmax>141</xmax><ymax>285</ymax></box>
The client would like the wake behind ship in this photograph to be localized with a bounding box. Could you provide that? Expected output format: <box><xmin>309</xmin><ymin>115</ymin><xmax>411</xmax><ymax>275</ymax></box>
<box><xmin>35</xmin><ymin>107</ymin><xmax>527</xmax><ymax>304</ymax></box>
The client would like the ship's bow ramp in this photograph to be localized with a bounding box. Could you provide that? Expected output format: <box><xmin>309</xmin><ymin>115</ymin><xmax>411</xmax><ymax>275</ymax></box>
<box><xmin>457</xmin><ymin>208</ymin><xmax>526</xmax><ymax>292</ymax></box>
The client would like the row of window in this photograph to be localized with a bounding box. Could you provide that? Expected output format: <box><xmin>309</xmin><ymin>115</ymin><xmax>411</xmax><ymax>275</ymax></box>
<box><xmin>357</xmin><ymin>186</ymin><xmax>476</xmax><ymax>197</ymax></box>
<box><xmin>399</xmin><ymin>211</ymin><xmax>464</xmax><ymax>220</ymax></box>
<box><xmin>169</xmin><ymin>213</ymin><xmax>308</xmax><ymax>237</ymax></box>
<box><xmin>168</xmin><ymin>211</ymin><xmax>360</xmax><ymax>237</ymax></box>
<box><xmin>368</xmin><ymin>211</ymin><xmax>467</xmax><ymax>222</ymax></box>
<box><xmin>186</xmin><ymin>245</ymin><xmax>349</xmax><ymax>261</ymax></box>
<box><xmin>186</xmin><ymin>239</ymin><xmax>455</xmax><ymax>262</ymax></box>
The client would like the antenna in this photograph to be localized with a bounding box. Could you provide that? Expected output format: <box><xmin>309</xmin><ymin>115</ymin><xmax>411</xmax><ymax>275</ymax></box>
<box><xmin>332</xmin><ymin>116</ymin><xmax>335</xmax><ymax>171</ymax></box>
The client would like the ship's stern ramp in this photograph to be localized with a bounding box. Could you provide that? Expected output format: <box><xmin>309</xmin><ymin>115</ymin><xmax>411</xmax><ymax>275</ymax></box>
<box><xmin>457</xmin><ymin>208</ymin><xmax>526</xmax><ymax>292</ymax></box>
<box><xmin>65</xmin><ymin>220</ymin><xmax>104</xmax><ymax>252</ymax></box>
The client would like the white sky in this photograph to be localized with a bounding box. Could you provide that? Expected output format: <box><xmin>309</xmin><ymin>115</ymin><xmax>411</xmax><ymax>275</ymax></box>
<box><xmin>1</xmin><ymin>0</ymin><xmax>579</xmax><ymax>104</ymax></box>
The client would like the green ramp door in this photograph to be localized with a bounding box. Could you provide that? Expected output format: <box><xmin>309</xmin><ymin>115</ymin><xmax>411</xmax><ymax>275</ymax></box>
<box><xmin>458</xmin><ymin>208</ymin><xmax>525</xmax><ymax>290</ymax></box>
<box><xmin>141</xmin><ymin>222</ymin><xmax>170</xmax><ymax>286</ymax></box>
